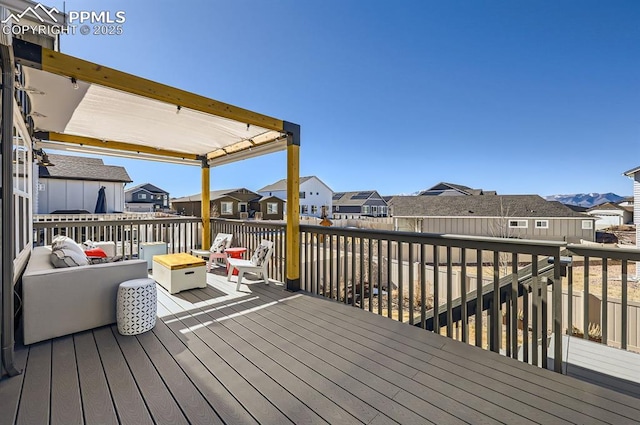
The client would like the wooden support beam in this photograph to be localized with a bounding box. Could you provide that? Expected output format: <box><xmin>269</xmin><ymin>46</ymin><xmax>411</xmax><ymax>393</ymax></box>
<box><xmin>286</xmin><ymin>142</ymin><xmax>300</xmax><ymax>291</ymax></box>
<box><xmin>201</xmin><ymin>163</ymin><xmax>210</xmax><ymax>250</ymax></box>
<box><xmin>35</xmin><ymin>132</ymin><xmax>199</xmax><ymax>161</ymax></box>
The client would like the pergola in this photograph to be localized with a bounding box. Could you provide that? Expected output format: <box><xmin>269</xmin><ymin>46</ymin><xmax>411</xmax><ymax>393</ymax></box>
<box><xmin>11</xmin><ymin>38</ymin><xmax>301</xmax><ymax>293</ymax></box>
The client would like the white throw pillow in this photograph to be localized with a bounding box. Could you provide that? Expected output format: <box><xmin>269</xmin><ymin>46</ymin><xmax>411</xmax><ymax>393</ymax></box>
<box><xmin>251</xmin><ymin>244</ymin><xmax>270</xmax><ymax>267</ymax></box>
<box><xmin>51</xmin><ymin>236</ymin><xmax>86</xmax><ymax>257</ymax></box>
<box><xmin>50</xmin><ymin>248</ymin><xmax>90</xmax><ymax>268</ymax></box>
<box><xmin>210</xmin><ymin>238</ymin><xmax>227</xmax><ymax>253</ymax></box>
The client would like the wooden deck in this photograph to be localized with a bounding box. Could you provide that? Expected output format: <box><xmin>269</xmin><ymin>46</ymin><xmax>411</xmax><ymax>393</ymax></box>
<box><xmin>2</xmin><ymin>270</ymin><xmax>640</xmax><ymax>424</ymax></box>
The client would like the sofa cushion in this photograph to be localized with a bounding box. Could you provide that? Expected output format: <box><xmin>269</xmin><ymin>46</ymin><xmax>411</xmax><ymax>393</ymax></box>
<box><xmin>51</xmin><ymin>236</ymin><xmax>86</xmax><ymax>257</ymax></box>
<box><xmin>50</xmin><ymin>248</ymin><xmax>90</xmax><ymax>267</ymax></box>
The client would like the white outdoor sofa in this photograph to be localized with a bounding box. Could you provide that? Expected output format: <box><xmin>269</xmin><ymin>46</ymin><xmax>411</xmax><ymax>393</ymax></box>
<box><xmin>21</xmin><ymin>246</ymin><xmax>148</xmax><ymax>345</ymax></box>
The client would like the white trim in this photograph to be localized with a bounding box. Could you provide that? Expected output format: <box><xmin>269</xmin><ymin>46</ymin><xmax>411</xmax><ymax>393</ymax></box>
<box><xmin>508</xmin><ymin>220</ymin><xmax>528</xmax><ymax>229</ymax></box>
<box><xmin>220</xmin><ymin>201</ymin><xmax>233</xmax><ymax>215</ymax></box>
<box><xmin>582</xmin><ymin>220</ymin><xmax>593</xmax><ymax>230</ymax></box>
<box><xmin>535</xmin><ymin>220</ymin><xmax>549</xmax><ymax>229</ymax></box>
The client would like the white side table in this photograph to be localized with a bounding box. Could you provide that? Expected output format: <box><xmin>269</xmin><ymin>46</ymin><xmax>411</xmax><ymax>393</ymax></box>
<box><xmin>117</xmin><ymin>278</ymin><xmax>157</xmax><ymax>335</ymax></box>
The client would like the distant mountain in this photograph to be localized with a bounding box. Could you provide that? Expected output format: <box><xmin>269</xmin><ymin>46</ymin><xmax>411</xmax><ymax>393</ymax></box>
<box><xmin>545</xmin><ymin>193</ymin><xmax>625</xmax><ymax>208</ymax></box>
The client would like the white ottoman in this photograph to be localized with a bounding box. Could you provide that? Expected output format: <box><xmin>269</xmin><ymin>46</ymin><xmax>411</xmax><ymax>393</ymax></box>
<box><xmin>117</xmin><ymin>278</ymin><xmax>157</xmax><ymax>336</ymax></box>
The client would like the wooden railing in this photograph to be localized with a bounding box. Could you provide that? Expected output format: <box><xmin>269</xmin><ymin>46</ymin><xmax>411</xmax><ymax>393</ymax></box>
<box><xmin>299</xmin><ymin>224</ymin><xmax>566</xmax><ymax>371</ymax></box>
<box><xmin>33</xmin><ymin>217</ymin><xmax>202</xmax><ymax>259</ymax></box>
<box><xmin>33</xmin><ymin>216</ymin><xmax>640</xmax><ymax>371</ymax></box>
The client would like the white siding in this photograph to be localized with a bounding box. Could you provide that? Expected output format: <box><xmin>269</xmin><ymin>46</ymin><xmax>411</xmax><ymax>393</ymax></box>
<box><xmin>587</xmin><ymin>209</ymin><xmax>625</xmax><ymax>229</ymax></box>
<box><xmin>37</xmin><ymin>179</ymin><xmax>125</xmax><ymax>213</ymax></box>
<box><xmin>259</xmin><ymin>177</ymin><xmax>333</xmax><ymax>218</ymax></box>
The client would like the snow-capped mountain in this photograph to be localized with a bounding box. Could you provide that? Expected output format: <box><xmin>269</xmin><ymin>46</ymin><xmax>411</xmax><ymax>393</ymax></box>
<box><xmin>545</xmin><ymin>193</ymin><xmax>625</xmax><ymax>208</ymax></box>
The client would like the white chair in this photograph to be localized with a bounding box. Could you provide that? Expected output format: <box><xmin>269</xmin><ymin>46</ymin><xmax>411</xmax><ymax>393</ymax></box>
<box><xmin>227</xmin><ymin>240</ymin><xmax>274</xmax><ymax>291</ymax></box>
<box><xmin>191</xmin><ymin>233</ymin><xmax>233</xmax><ymax>272</ymax></box>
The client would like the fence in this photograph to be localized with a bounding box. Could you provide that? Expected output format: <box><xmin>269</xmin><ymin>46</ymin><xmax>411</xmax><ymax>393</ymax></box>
<box><xmin>33</xmin><ymin>217</ymin><xmax>202</xmax><ymax>259</ymax></box>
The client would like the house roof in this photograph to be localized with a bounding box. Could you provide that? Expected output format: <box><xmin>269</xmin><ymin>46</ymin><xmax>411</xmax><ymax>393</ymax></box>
<box><xmin>332</xmin><ymin>191</ymin><xmax>384</xmax><ymax>206</ymax></box>
<box><xmin>587</xmin><ymin>202</ymin><xmax>627</xmax><ymax>212</ymax></box>
<box><xmin>125</xmin><ymin>183</ymin><xmax>168</xmax><ymax>195</ymax></box>
<box><xmin>623</xmin><ymin>166</ymin><xmax>640</xmax><ymax>177</ymax></box>
<box><xmin>389</xmin><ymin>195</ymin><xmax>591</xmax><ymax>218</ymax></box>
<box><xmin>38</xmin><ymin>153</ymin><xmax>132</xmax><ymax>183</ymax></box>
<box><xmin>257</xmin><ymin>176</ymin><xmax>333</xmax><ymax>193</ymax></box>
<box><xmin>171</xmin><ymin>188</ymin><xmax>258</xmax><ymax>203</ymax></box>
<box><xmin>419</xmin><ymin>182</ymin><xmax>495</xmax><ymax>196</ymax></box>
<box><xmin>257</xmin><ymin>195</ymin><xmax>285</xmax><ymax>202</ymax></box>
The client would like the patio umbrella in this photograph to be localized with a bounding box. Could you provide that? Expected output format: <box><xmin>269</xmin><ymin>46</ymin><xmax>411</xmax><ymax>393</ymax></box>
<box><xmin>95</xmin><ymin>186</ymin><xmax>107</xmax><ymax>214</ymax></box>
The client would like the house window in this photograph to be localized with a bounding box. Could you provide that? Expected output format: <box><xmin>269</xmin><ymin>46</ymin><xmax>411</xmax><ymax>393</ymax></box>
<box><xmin>582</xmin><ymin>220</ymin><xmax>593</xmax><ymax>230</ymax></box>
<box><xmin>362</xmin><ymin>205</ymin><xmax>370</xmax><ymax>214</ymax></box>
<box><xmin>139</xmin><ymin>193</ymin><xmax>147</xmax><ymax>199</ymax></box>
<box><xmin>508</xmin><ymin>220</ymin><xmax>528</xmax><ymax>229</ymax></box>
<box><xmin>334</xmin><ymin>205</ymin><xmax>339</xmax><ymax>212</ymax></box>
<box><xmin>535</xmin><ymin>220</ymin><xmax>549</xmax><ymax>229</ymax></box>
<box><xmin>267</xmin><ymin>202</ymin><xmax>278</xmax><ymax>214</ymax></box>
<box><xmin>299</xmin><ymin>191</ymin><xmax>306</xmax><ymax>199</ymax></box>
<box><xmin>221</xmin><ymin>202</ymin><xmax>233</xmax><ymax>215</ymax></box>
<box><xmin>301</xmin><ymin>205</ymin><xmax>309</xmax><ymax>214</ymax></box>
<box><xmin>311</xmin><ymin>205</ymin><xmax>318</xmax><ymax>214</ymax></box>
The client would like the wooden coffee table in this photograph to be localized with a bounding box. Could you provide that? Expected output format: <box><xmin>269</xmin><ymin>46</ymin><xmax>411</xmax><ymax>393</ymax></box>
<box><xmin>152</xmin><ymin>253</ymin><xmax>206</xmax><ymax>294</ymax></box>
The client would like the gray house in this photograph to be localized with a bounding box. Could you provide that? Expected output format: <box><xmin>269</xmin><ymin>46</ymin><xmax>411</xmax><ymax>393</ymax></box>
<box><xmin>389</xmin><ymin>194</ymin><xmax>595</xmax><ymax>243</ymax></box>
<box><xmin>171</xmin><ymin>188</ymin><xmax>285</xmax><ymax>220</ymax></box>
<box><xmin>332</xmin><ymin>191</ymin><xmax>389</xmax><ymax>218</ymax></box>
<box><xmin>418</xmin><ymin>182</ymin><xmax>497</xmax><ymax>196</ymax></box>
<box><xmin>35</xmin><ymin>153</ymin><xmax>131</xmax><ymax>214</ymax></box>
<box><xmin>125</xmin><ymin>183</ymin><xmax>170</xmax><ymax>212</ymax></box>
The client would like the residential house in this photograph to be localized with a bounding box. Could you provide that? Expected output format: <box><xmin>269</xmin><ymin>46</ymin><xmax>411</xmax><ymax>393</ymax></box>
<box><xmin>418</xmin><ymin>182</ymin><xmax>497</xmax><ymax>196</ymax></box>
<box><xmin>623</xmin><ymin>166</ymin><xmax>640</xmax><ymax>253</ymax></box>
<box><xmin>125</xmin><ymin>183</ymin><xmax>170</xmax><ymax>212</ymax></box>
<box><xmin>171</xmin><ymin>188</ymin><xmax>284</xmax><ymax>220</ymax></box>
<box><xmin>35</xmin><ymin>153</ymin><xmax>131</xmax><ymax>214</ymax></box>
<box><xmin>258</xmin><ymin>175</ymin><xmax>333</xmax><ymax>218</ymax></box>
<box><xmin>389</xmin><ymin>194</ymin><xmax>595</xmax><ymax>243</ymax></box>
<box><xmin>332</xmin><ymin>190</ymin><xmax>389</xmax><ymax>218</ymax></box>
<box><xmin>586</xmin><ymin>202</ymin><xmax>633</xmax><ymax>230</ymax></box>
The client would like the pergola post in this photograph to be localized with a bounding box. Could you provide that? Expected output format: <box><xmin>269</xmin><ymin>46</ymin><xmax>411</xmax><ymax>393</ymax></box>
<box><xmin>200</xmin><ymin>157</ymin><xmax>210</xmax><ymax>250</ymax></box>
<box><xmin>285</xmin><ymin>122</ymin><xmax>301</xmax><ymax>292</ymax></box>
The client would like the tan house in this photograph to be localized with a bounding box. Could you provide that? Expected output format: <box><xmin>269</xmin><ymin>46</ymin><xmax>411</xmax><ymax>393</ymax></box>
<box><xmin>171</xmin><ymin>188</ymin><xmax>284</xmax><ymax>220</ymax></box>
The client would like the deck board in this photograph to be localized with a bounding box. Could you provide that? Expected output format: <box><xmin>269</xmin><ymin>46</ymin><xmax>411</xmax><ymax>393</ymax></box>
<box><xmin>148</xmin><ymin>317</ymin><xmax>256</xmax><ymax>424</ymax></box>
<box><xmin>160</xmin><ymin>288</ymin><xmax>328</xmax><ymax>425</ymax></box>
<box><xmin>0</xmin><ymin>346</ymin><xmax>28</xmax><ymax>425</ymax></box>
<box><xmin>73</xmin><ymin>331</ymin><xmax>119</xmax><ymax>425</ymax></box>
<box><xmin>16</xmin><ymin>341</ymin><xmax>51</xmax><ymax>425</ymax></box>
<box><xmin>156</xmin><ymin>289</ymin><xmax>296</xmax><ymax>424</ymax></box>
<box><xmin>92</xmin><ymin>327</ymin><xmax>154</xmax><ymax>425</ymax></box>
<box><xmin>3</xmin><ymin>272</ymin><xmax>640</xmax><ymax>425</ymax></box>
<box><xmin>112</xmin><ymin>327</ymin><xmax>190</xmax><ymax>425</ymax></box>
<box><xmin>133</xmin><ymin>327</ymin><xmax>225</xmax><ymax>425</ymax></box>
<box><xmin>181</xmin><ymin>289</ymin><xmax>367</xmax><ymax>425</ymax></box>
<box><xmin>288</xmin><ymin>288</ymin><xmax>640</xmax><ymax>423</ymax></box>
<box><xmin>248</xmin><ymin>284</ymin><xmax>530</xmax><ymax>425</ymax></box>
<box><xmin>51</xmin><ymin>336</ymin><xmax>83</xmax><ymax>425</ymax></box>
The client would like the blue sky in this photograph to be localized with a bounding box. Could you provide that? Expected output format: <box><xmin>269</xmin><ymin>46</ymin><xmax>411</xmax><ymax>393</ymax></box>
<box><xmin>47</xmin><ymin>0</ymin><xmax>639</xmax><ymax>198</ymax></box>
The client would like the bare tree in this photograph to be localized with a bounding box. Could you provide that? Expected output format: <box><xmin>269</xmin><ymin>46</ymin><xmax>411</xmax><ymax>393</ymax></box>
<box><xmin>488</xmin><ymin>198</ymin><xmax>515</xmax><ymax>276</ymax></box>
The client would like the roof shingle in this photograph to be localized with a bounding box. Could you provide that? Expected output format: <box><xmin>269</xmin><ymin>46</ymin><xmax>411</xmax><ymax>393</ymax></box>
<box><xmin>38</xmin><ymin>154</ymin><xmax>131</xmax><ymax>183</ymax></box>
<box><xmin>389</xmin><ymin>195</ymin><xmax>590</xmax><ymax>218</ymax></box>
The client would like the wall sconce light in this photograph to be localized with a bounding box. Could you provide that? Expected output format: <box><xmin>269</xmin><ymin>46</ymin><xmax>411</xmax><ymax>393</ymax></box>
<box><xmin>34</xmin><ymin>148</ymin><xmax>55</xmax><ymax>167</ymax></box>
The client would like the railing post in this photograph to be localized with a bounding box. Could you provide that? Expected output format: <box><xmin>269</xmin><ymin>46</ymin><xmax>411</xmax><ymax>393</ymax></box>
<box><xmin>553</xmin><ymin>247</ymin><xmax>563</xmax><ymax>373</ymax></box>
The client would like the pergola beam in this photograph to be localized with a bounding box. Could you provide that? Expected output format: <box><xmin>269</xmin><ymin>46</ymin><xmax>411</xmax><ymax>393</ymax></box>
<box><xmin>13</xmin><ymin>39</ymin><xmax>285</xmax><ymax>132</ymax></box>
<box><xmin>34</xmin><ymin>131</ymin><xmax>200</xmax><ymax>161</ymax></box>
